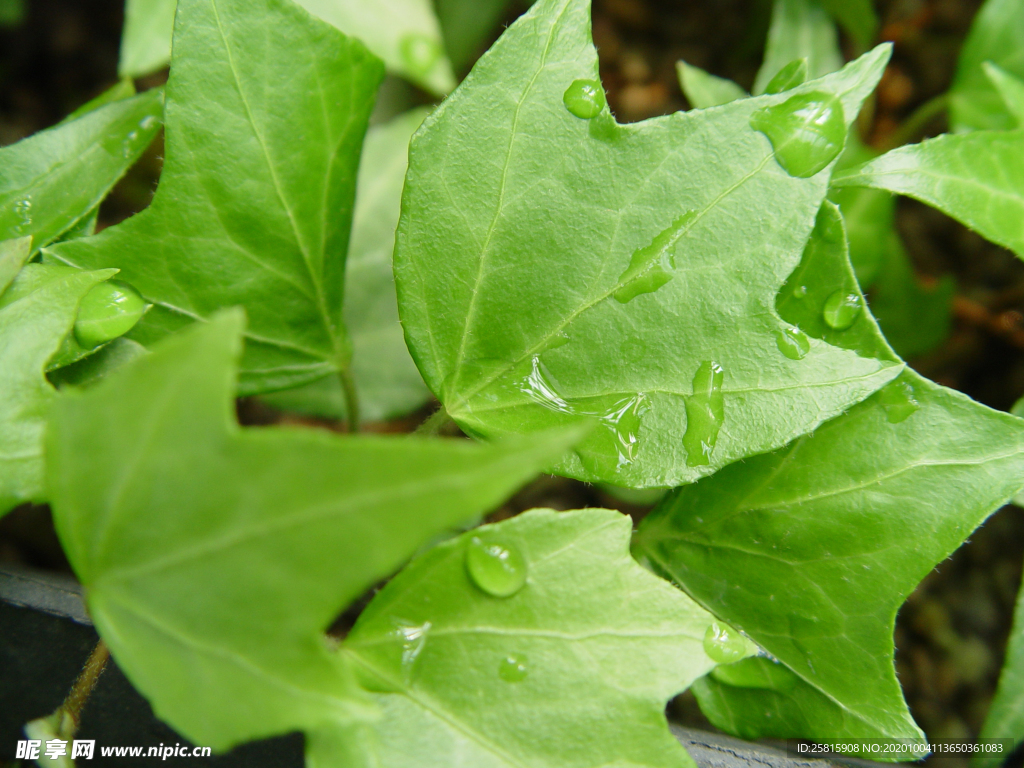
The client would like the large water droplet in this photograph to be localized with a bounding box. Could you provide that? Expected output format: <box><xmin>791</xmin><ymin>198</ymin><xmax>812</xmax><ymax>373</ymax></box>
<box><xmin>498</xmin><ymin>654</ymin><xmax>529</xmax><ymax>683</ymax></box>
<box><xmin>822</xmin><ymin>290</ymin><xmax>862</xmax><ymax>330</ymax></box>
<box><xmin>399</xmin><ymin>33</ymin><xmax>442</xmax><ymax>78</ymax></box>
<box><xmin>704</xmin><ymin>622</ymin><xmax>748</xmax><ymax>664</ymax></box>
<box><xmin>74</xmin><ymin>281</ymin><xmax>147</xmax><ymax>349</ymax></box>
<box><xmin>614</xmin><ymin>211</ymin><xmax>695</xmax><ymax>304</ymax></box>
<box><xmin>683</xmin><ymin>361</ymin><xmax>725</xmax><ymax>467</ymax></box>
<box><xmin>466</xmin><ymin>535</ymin><xmax>527</xmax><ymax>598</ymax></box>
<box><xmin>775</xmin><ymin>326</ymin><xmax>810</xmax><ymax>360</ymax></box>
<box><xmin>879</xmin><ymin>378</ymin><xmax>920</xmax><ymax>423</ymax></box>
<box><xmin>519</xmin><ymin>356</ymin><xmax>573</xmax><ymax>413</ymax></box>
<box><xmin>563</xmin><ymin>79</ymin><xmax>606</xmax><ymax>119</ymax></box>
<box><xmin>749</xmin><ymin>91</ymin><xmax>846</xmax><ymax>178</ymax></box>
<box><xmin>764</xmin><ymin>58</ymin><xmax>808</xmax><ymax>95</ymax></box>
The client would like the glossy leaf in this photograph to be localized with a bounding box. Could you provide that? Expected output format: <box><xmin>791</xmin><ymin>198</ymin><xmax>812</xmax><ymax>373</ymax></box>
<box><xmin>0</xmin><ymin>246</ymin><xmax>114</xmax><ymax>515</ymax></box>
<box><xmin>436</xmin><ymin>0</ymin><xmax>513</xmax><ymax>71</ymax></box>
<box><xmin>832</xmin><ymin>131</ymin><xmax>1024</xmax><ymax>260</ymax></box>
<box><xmin>677</xmin><ymin>61</ymin><xmax>747</xmax><ymax>109</ymax></box>
<box><xmin>339</xmin><ymin>508</ymin><xmax>748</xmax><ymax>768</ymax></box>
<box><xmin>48</xmin><ymin>0</ymin><xmax>384</xmax><ymax>396</ymax></box>
<box><xmin>396</xmin><ymin>0</ymin><xmax>897</xmax><ymax>488</ymax></box>
<box><xmin>0</xmin><ymin>90</ymin><xmax>162</xmax><ymax>251</ymax></box>
<box><xmin>754</xmin><ymin>0</ymin><xmax>843</xmax><ymax>95</ymax></box>
<box><xmin>119</xmin><ymin>0</ymin><xmax>177</xmax><ymax>78</ymax></box>
<box><xmin>950</xmin><ymin>0</ymin><xmax>1024</xmax><ymax>132</ymax></box>
<box><xmin>47</xmin><ymin>311</ymin><xmax>585</xmax><ymax>752</ymax></box>
<box><xmin>978</xmin><ymin>568</ymin><xmax>1024</xmax><ymax>763</ymax></box>
<box><xmin>261</xmin><ymin>109</ymin><xmax>431</xmax><ymax>422</ymax></box>
<box><xmin>984</xmin><ymin>61</ymin><xmax>1024</xmax><ymax>127</ymax></box>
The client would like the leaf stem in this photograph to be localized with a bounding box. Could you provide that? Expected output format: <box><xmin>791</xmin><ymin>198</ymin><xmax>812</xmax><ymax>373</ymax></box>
<box><xmin>56</xmin><ymin>640</ymin><xmax>109</xmax><ymax>737</ymax></box>
<box><xmin>338</xmin><ymin>368</ymin><xmax>360</xmax><ymax>433</ymax></box>
<box><xmin>415</xmin><ymin>406</ymin><xmax>454</xmax><ymax>437</ymax></box>
<box><xmin>879</xmin><ymin>93</ymin><xmax>949</xmax><ymax>152</ymax></box>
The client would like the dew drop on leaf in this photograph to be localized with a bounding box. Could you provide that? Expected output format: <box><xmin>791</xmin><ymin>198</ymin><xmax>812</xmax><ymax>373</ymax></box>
<box><xmin>613</xmin><ymin>211</ymin><xmax>695</xmax><ymax>304</ymax></box>
<box><xmin>563</xmin><ymin>79</ymin><xmax>606</xmax><ymax>120</ymax></box>
<box><xmin>466</xmin><ymin>535</ymin><xmax>527</xmax><ymax>598</ymax></box>
<box><xmin>775</xmin><ymin>326</ymin><xmax>810</xmax><ymax>360</ymax></box>
<box><xmin>74</xmin><ymin>281</ymin><xmax>147</xmax><ymax>349</ymax></box>
<box><xmin>574</xmin><ymin>392</ymin><xmax>649</xmax><ymax>471</ymax></box>
<box><xmin>13</xmin><ymin>197</ymin><xmax>32</xmax><ymax>232</ymax></box>
<box><xmin>399</xmin><ymin>33</ymin><xmax>442</xmax><ymax>78</ymax></box>
<box><xmin>683</xmin><ymin>361</ymin><xmax>725</xmax><ymax>467</ymax></box>
<box><xmin>879</xmin><ymin>378</ymin><xmax>920</xmax><ymax>424</ymax></box>
<box><xmin>519</xmin><ymin>356</ymin><xmax>573</xmax><ymax>413</ymax></box>
<box><xmin>764</xmin><ymin>58</ymin><xmax>809</xmax><ymax>95</ymax></box>
<box><xmin>749</xmin><ymin>91</ymin><xmax>845</xmax><ymax>178</ymax></box>
<box><xmin>793</xmin><ymin>284</ymin><xmax>808</xmax><ymax>298</ymax></box>
<box><xmin>121</xmin><ymin>130</ymin><xmax>141</xmax><ymax>158</ymax></box>
<box><xmin>703</xmin><ymin>622</ymin><xmax>748</xmax><ymax>664</ymax></box>
<box><xmin>822</xmin><ymin>290</ymin><xmax>862</xmax><ymax>330</ymax></box>
<box><xmin>139</xmin><ymin>115</ymin><xmax>159</xmax><ymax>131</ymax></box>
<box><xmin>498</xmin><ymin>653</ymin><xmax>529</xmax><ymax>683</ymax></box>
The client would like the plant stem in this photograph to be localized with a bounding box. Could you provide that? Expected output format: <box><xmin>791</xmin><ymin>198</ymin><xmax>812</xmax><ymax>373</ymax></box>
<box><xmin>880</xmin><ymin>93</ymin><xmax>949</xmax><ymax>152</ymax></box>
<box><xmin>338</xmin><ymin>368</ymin><xmax>360</xmax><ymax>433</ymax></box>
<box><xmin>415</xmin><ymin>406</ymin><xmax>454</xmax><ymax>437</ymax></box>
<box><xmin>56</xmin><ymin>640</ymin><xmax>109</xmax><ymax>736</ymax></box>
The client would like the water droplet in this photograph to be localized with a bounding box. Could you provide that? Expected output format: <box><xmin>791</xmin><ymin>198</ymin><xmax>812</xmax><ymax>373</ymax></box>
<box><xmin>879</xmin><ymin>378</ymin><xmax>919</xmax><ymax>423</ymax></box>
<box><xmin>749</xmin><ymin>91</ymin><xmax>846</xmax><ymax>178</ymax></box>
<box><xmin>683</xmin><ymin>361</ymin><xmax>725</xmax><ymax>467</ymax></box>
<box><xmin>793</xmin><ymin>285</ymin><xmax>808</xmax><ymax>298</ymax></box>
<box><xmin>563</xmin><ymin>79</ymin><xmax>606</xmax><ymax>119</ymax></box>
<box><xmin>704</xmin><ymin>622</ymin><xmax>748</xmax><ymax>664</ymax></box>
<box><xmin>391</xmin><ymin>620</ymin><xmax>431</xmax><ymax>682</ymax></box>
<box><xmin>574</xmin><ymin>392</ymin><xmax>649</xmax><ymax>469</ymax></box>
<box><xmin>764</xmin><ymin>58</ymin><xmax>808</xmax><ymax>95</ymax></box>
<box><xmin>138</xmin><ymin>115</ymin><xmax>159</xmax><ymax>131</ymax></box>
<box><xmin>775</xmin><ymin>326</ymin><xmax>810</xmax><ymax>360</ymax></box>
<box><xmin>12</xmin><ymin>197</ymin><xmax>32</xmax><ymax>232</ymax></box>
<box><xmin>498</xmin><ymin>654</ymin><xmax>529</xmax><ymax>683</ymax></box>
<box><xmin>614</xmin><ymin>211</ymin><xmax>695</xmax><ymax>304</ymax></box>
<box><xmin>822</xmin><ymin>290</ymin><xmax>862</xmax><ymax>330</ymax></box>
<box><xmin>466</xmin><ymin>535</ymin><xmax>527</xmax><ymax>598</ymax></box>
<box><xmin>74</xmin><ymin>281</ymin><xmax>147</xmax><ymax>349</ymax></box>
<box><xmin>519</xmin><ymin>356</ymin><xmax>573</xmax><ymax>413</ymax></box>
<box><xmin>399</xmin><ymin>33</ymin><xmax>442</xmax><ymax>78</ymax></box>
<box><xmin>540</xmin><ymin>330</ymin><xmax>570</xmax><ymax>353</ymax></box>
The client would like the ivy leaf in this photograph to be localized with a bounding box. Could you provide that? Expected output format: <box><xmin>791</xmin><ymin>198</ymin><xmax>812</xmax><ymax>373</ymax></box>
<box><xmin>950</xmin><ymin>0</ymin><xmax>1024</xmax><ymax>132</ymax></box>
<box><xmin>634</xmin><ymin>206</ymin><xmax>1024</xmax><ymax>747</ymax></box>
<box><xmin>0</xmin><ymin>239</ymin><xmax>115</xmax><ymax>515</ymax></box>
<box><xmin>0</xmin><ymin>89</ymin><xmax>162</xmax><ymax>250</ymax></box>
<box><xmin>677</xmin><ymin>62</ymin><xmax>747</xmax><ymax>109</ymax></box>
<box><xmin>978</xmin><ymin>568</ymin><xmax>1024</xmax><ymax>763</ymax></box>
<box><xmin>48</xmin><ymin>0</ymin><xmax>384</xmax><ymax>396</ymax></box>
<box><xmin>337</xmin><ymin>508</ymin><xmax>747</xmax><ymax>768</ymax></box>
<box><xmin>261</xmin><ymin>109</ymin><xmax>431</xmax><ymax>423</ymax></box>
<box><xmin>119</xmin><ymin>0</ymin><xmax>177</xmax><ymax>78</ymax></box>
<box><xmin>832</xmin><ymin>131</ymin><xmax>1024</xmax><ymax>260</ymax></box>
<box><xmin>983</xmin><ymin>61</ymin><xmax>1024</xmax><ymax>126</ymax></box>
<box><xmin>396</xmin><ymin>0</ymin><xmax>898</xmax><ymax>488</ymax></box>
<box><xmin>754</xmin><ymin>0</ymin><xmax>843</xmax><ymax>95</ymax></box>
<box><xmin>46</xmin><ymin>310</ymin><xmax>585</xmax><ymax>752</ymax></box>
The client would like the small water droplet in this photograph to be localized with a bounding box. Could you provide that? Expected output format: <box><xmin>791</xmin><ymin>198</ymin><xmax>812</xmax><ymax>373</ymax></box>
<box><xmin>683</xmin><ymin>361</ymin><xmax>725</xmax><ymax>467</ymax></box>
<box><xmin>879</xmin><ymin>378</ymin><xmax>920</xmax><ymax>423</ymax></box>
<box><xmin>466</xmin><ymin>535</ymin><xmax>527</xmax><ymax>598</ymax></box>
<box><xmin>399</xmin><ymin>33</ymin><xmax>442</xmax><ymax>78</ymax></box>
<box><xmin>793</xmin><ymin>285</ymin><xmax>808</xmax><ymax>298</ymax></box>
<box><xmin>74</xmin><ymin>281</ymin><xmax>147</xmax><ymax>349</ymax></box>
<box><xmin>764</xmin><ymin>58</ymin><xmax>809</xmax><ymax>95</ymax></box>
<box><xmin>749</xmin><ymin>91</ymin><xmax>846</xmax><ymax>178</ymax></box>
<box><xmin>138</xmin><ymin>115</ymin><xmax>159</xmax><ymax>131</ymax></box>
<box><xmin>393</xmin><ymin>619</ymin><xmax>431</xmax><ymax>679</ymax></box>
<box><xmin>822</xmin><ymin>290</ymin><xmax>862</xmax><ymax>330</ymax></box>
<box><xmin>563</xmin><ymin>79</ymin><xmax>606</xmax><ymax>119</ymax></box>
<box><xmin>614</xmin><ymin>211</ymin><xmax>695</xmax><ymax>304</ymax></box>
<box><xmin>12</xmin><ymin>197</ymin><xmax>32</xmax><ymax>232</ymax></box>
<box><xmin>121</xmin><ymin>130</ymin><xmax>142</xmax><ymax>158</ymax></box>
<box><xmin>704</xmin><ymin>622</ymin><xmax>748</xmax><ymax>664</ymax></box>
<box><xmin>498</xmin><ymin>654</ymin><xmax>529</xmax><ymax>683</ymax></box>
<box><xmin>775</xmin><ymin>326</ymin><xmax>810</xmax><ymax>360</ymax></box>
<box><xmin>519</xmin><ymin>356</ymin><xmax>573</xmax><ymax>413</ymax></box>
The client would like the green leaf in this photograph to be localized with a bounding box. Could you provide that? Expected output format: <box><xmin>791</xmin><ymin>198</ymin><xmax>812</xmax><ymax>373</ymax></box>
<box><xmin>436</xmin><ymin>0</ymin><xmax>513</xmax><ymax>72</ymax></box>
<box><xmin>48</xmin><ymin>338</ymin><xmax>149</xmax><ymax>390</ymax></box>
<box><xmin>48</xmin><ymin>0</ymin><xmax>385</xmax><ymax>396</ymax></box>
<box><xmin>60</xmin><ymin>79</ymin><xmax>137</xmax><ymax>126</ymax></box>
<box><xmin>119</xmin><ymin>0</ymin><xmax>177</xmax><ymax>78</ymax></box>
<box><xmin>815</xmin><ymin>0</ymin><xmax>878</xmax><ymax>50</ymax></box>
<box><xmin>832</xmin><ymin>131</ymin><xmax>1024</xmax><ymax>260</ymax></box>
<box><xmin>396</xmin><ymin>0</ymin><xmax>898</xmax><ymax>488</ymax></box>
<box><xmin>0</xmin><ymin>246</ymin><xmax>115</xmax><ymax>516</ymax></box>
<box><xmin>261</xmin><ymin>109</ymin><xmax>431</xmax><ymax>423</ymax></box>
<box><xmin>47</xmin><ymin>310</ymin><xmax>585</xmax><ymax>752</ymax></box>
<box><xmin>677</xmin><ymin>61</ymin><xmax>747</xmax><ymax>109</ymax></box>
<box><xmin>950</xmin><ymin>0</ymin><xmax>1024</xmax><ymax>132</ymax></box>
<box><xmin>983</xmin><ymin>61</ymin><xmax>1024</xmax><ymax>127</ymax></box>
<box><xmin>754</xmin><ymin>0</ymin><xmax>843</xmax><ymax>95</ymax></box>
<box><xmin>339</xmin><ymin>507</ymin><xmax>746</xmax><ymax>768</ymax></box>
<box><xmin>978</xmin><ymin>567</ymin><xmax>1024</xmax><ymax>763</ymax></box>
<box><xmin>0</xmin><ymin>90</ymin><xmax>162</xmax><ymax>251</ymax></box>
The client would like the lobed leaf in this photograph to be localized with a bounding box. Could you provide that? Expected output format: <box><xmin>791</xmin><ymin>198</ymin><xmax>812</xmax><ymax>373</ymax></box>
<box><xmin>754</xmin><ymin>0</ymin><xmax>843</xmax><ymax>95</ymax></box>
<box><xmin>47</xmin><ymin>310</ymin><xmax>586</xmax><ymax>752</ymax></box>
<box><xmin>49</xmin><ymin>0</ymin><xmax>384</xmax><ymax>396</ymax></box>
<box><xmin>978</xmin><ymin>567</ymin><xmax>1024</xmax><ymax>764</ymax></box>
<box><xmin>396</xmin><ymin>0</ymin><xmax>898</xmax><ymax>488</ymax></box>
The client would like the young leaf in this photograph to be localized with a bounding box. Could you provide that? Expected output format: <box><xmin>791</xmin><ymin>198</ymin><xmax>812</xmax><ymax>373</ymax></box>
<box><xmin>46</xmin><ymin>310</ymin><xmax>585</xmax><ymax>752</ymax></box>
<box><xmin>978</xmin><ymin>568</ymin><xmax>1024</xmax><ymax>763</ymax></box>
<box><xmin>119</xmin><ymin>0</ymin><xmax>177</xmax><ymax>78</ymax></box>
<box><xmin>261</xmin><ymin>109</ymin><xmax>431</xmax><ymax>422</ymax></box>
<box><xmin>950</xmin><ymin>0</ymin><xmax>1024</xmax><ymax>132</ymax></box>
<box><xmin>339</xmin><ymin>508</ymin><xmax>747</xmax><ymax>768</ymax></box>
<box><xmin>814</xmin><ymin>0</ymin><xmax>878</xmax><ymax>50</ymax></box>
<box><xmin>983</xmin><ymin>61</ymin><xmax>1024</xmax><ymax>126</ymax></box>
<box><xmin>754</xmin><ymin>0</ymin><xmax>843</xmax><ymax>95</ymax></box>
<box><xmin>832</xmin><ymin>131</ymin><xmax>1024</xmax><ymax>260</ymax></box>
<box><xmin>48</xmin><ymin>0</ymin><xmax>384</xmax><ymax>396</ymax></box>
<box><xmin>396</xmin><ymin>0</ymin><xmax>897</xmax><ymax>488</ymax></box>
<box><xmin>0</xmin><ymin>90</ymin><xmax>162</xmax><ymax>250</ymax></box>
<box><xmin>677</xmin><ymin>61</ymin><xmax>747</xmax><ymax>109</ymax></box>
<box><xmin>0</xmin><ymin>245</ymin><xmax>115</xmax><ymax>516</ymax></box>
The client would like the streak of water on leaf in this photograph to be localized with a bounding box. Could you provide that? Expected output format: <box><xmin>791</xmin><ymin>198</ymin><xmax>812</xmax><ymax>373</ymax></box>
<box><xmin>775</xmin><ymin>326</ymin><xmax>811</xmax><ymax>360</ymax></box>
<box><xmin>613</xmin><ymin>211</ymin><xmax>696</xmax><ymax>304</ymax></box>
<box><xmin>683</xmin><ymin>361</ymin><xmax>725</xmax><ymax>467</ymax></box>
